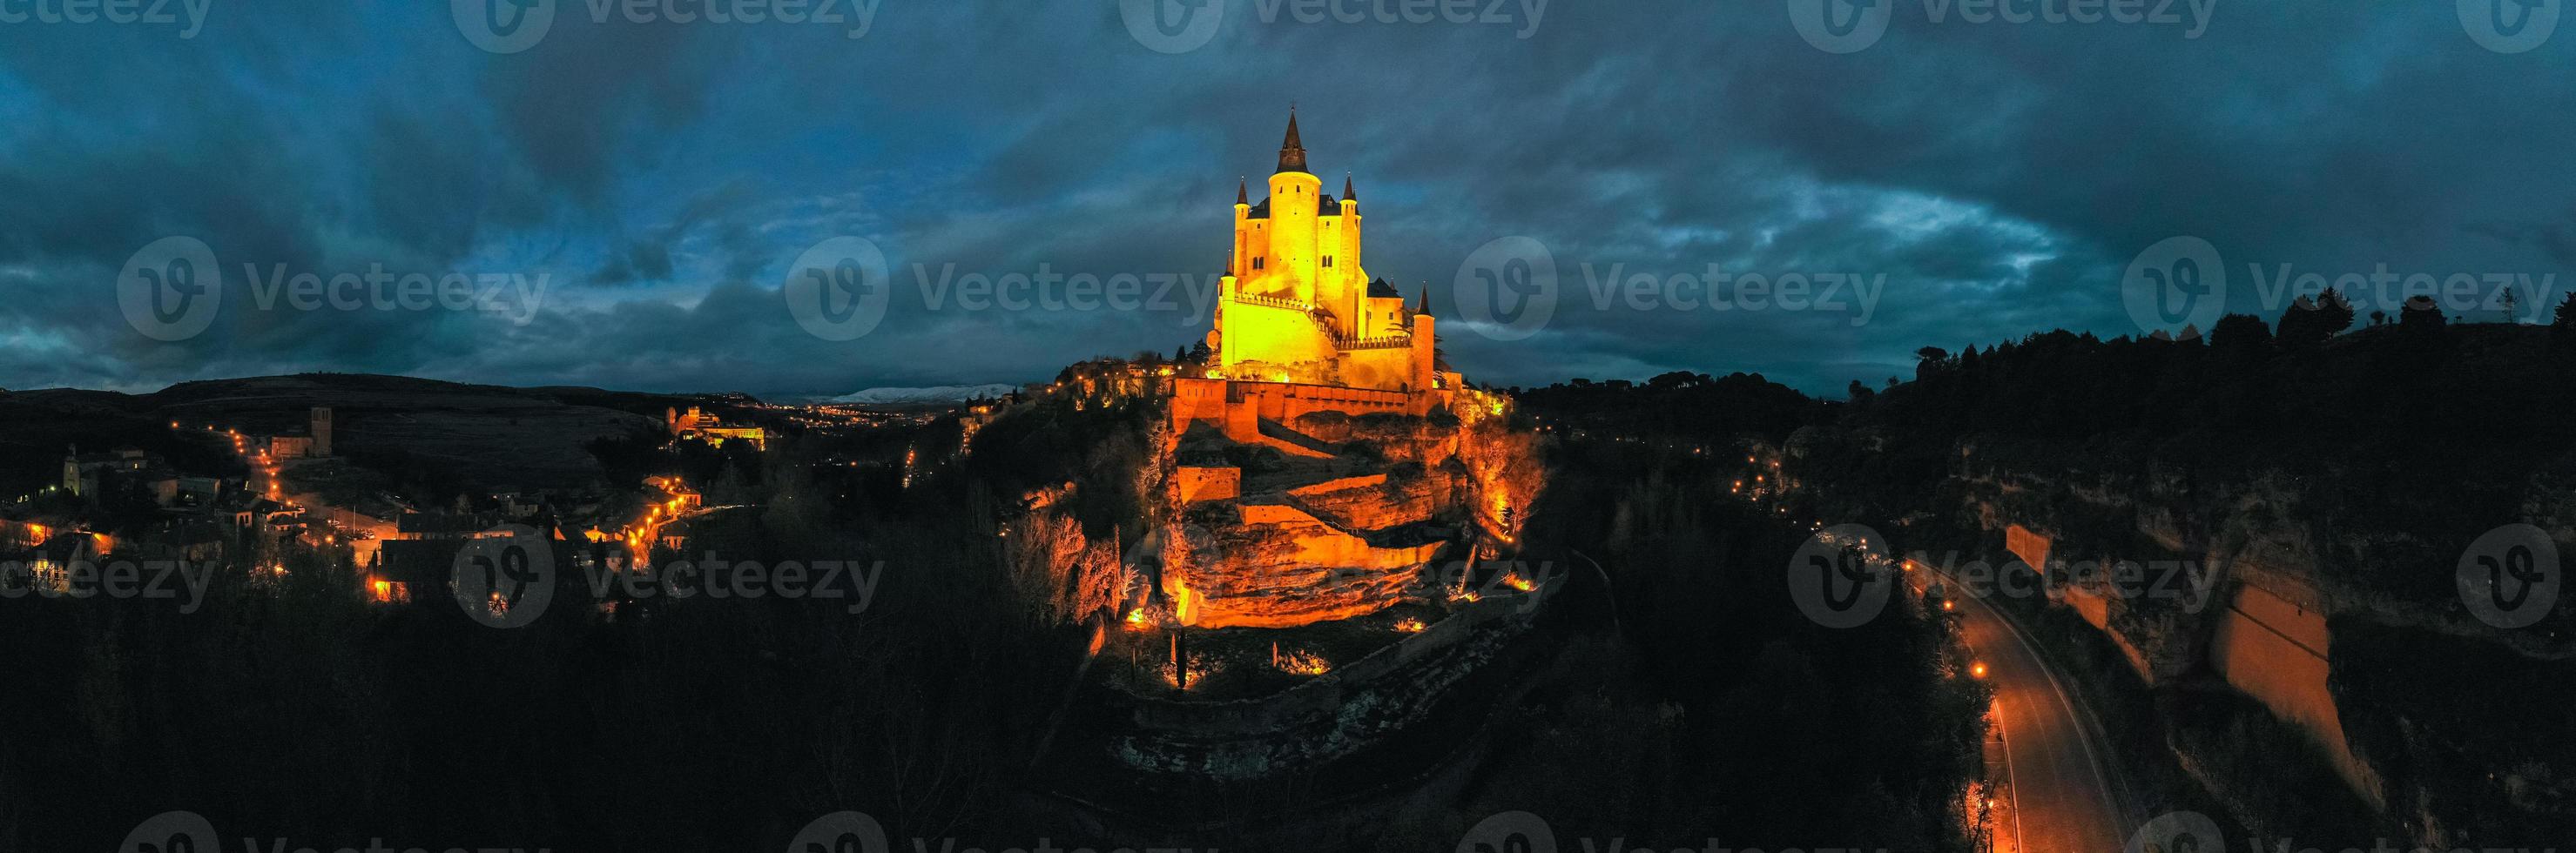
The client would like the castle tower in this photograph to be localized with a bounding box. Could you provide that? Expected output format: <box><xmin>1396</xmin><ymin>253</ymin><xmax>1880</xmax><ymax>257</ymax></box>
<box><xmin>1410</xmin><ymin>285</ymin><xmax>1438</xmax><ymax>393</ymax></box>
<box><xmin>1263</xmin><ymin>111</ymin><xmax>1325</xmax><ymax>306</ymax></box>
<box><xmin>311</xmin><ymin>406</ymin><xmax>333</xmax><ymax>457</ymax></box>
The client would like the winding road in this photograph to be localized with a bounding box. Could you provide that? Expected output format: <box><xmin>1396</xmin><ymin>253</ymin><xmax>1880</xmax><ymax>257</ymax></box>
<box><xmin>1930</xmin><ymin>563</ymin><xmax>2140</xmax><ymax>853</ymax></box>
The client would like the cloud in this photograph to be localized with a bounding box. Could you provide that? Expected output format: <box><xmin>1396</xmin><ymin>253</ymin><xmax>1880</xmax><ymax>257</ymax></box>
<box><xmin>0</xmin><ymin>3</ymin><xmax>2567</xmax><ymax>398</ymax></box>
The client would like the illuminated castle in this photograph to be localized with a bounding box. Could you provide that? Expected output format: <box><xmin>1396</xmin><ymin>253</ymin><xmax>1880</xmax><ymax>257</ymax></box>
<box><xmin>1206</xmin><ymin>112</ymin><xmax>1455</xmax><ymax>393</ymax></box>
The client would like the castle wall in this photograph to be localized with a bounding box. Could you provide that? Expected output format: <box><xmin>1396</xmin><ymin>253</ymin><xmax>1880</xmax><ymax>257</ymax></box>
<box><xmin>2211</xmin><ymin>577</ymin><xmax>2382</xmax><ymax>804</ymax></box>
<box><xmin>1176</xmin><ymin>467</ymin><xmax>1241</xmax><ymax>505</ymax></box>
<box><xmin>1218</xmin><ymin>300</ymin><xmax>1336</xmax><ymax>381</ymax></box>
<box><xmin>1343</xmin><ymin>346</ymin><xmax>1414</xmax><ymax>392</ymax></box>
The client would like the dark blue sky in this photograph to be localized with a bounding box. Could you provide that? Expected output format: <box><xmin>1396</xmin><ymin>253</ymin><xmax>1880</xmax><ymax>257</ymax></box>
<box><xmin>3</xmin><ymin>1</ymin><xmax>2570</xmax><ymax>399</ymax></box>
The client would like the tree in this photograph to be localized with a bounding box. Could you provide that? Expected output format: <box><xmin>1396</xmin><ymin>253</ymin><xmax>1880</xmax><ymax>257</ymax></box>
<box><xmin>2210</xmin><ymin>312</ymin><xmax>2273</xmax><ymax>363</ymax></box>
<box><xmin>2276</xmin><ymin>289</ymin><xmax>2354</xmax><ymax>351</ymax></box>
<box><xmin>1847</xmin><ymin>379</ymin><xmax>1876</xmax><ymax>403</ymax></box>
<box><xmin>2399</xmin><ymin>295</ymin><xmax>2448</xmax><ymax>335</ymax></box>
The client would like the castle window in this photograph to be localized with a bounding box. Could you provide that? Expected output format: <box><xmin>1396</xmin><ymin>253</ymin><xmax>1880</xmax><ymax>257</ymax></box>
<box><xmin>1323</xmin><ymin>256</ymin><xmax>1333</xmax><ymax>268</ymax></box>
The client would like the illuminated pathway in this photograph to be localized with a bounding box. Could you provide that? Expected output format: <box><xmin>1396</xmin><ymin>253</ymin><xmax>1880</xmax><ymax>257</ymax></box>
<box><xmin>1935</xmin><ymin>564</ymin><xmax>2139</xmax><ymax>853</ymax></box>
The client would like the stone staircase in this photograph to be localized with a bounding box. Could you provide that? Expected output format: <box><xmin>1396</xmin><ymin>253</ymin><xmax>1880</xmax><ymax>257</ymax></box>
<box><xmin>1256</xmin><ymin>418</ymin><xmax>1342</xmax><ymax>459</ymax></box>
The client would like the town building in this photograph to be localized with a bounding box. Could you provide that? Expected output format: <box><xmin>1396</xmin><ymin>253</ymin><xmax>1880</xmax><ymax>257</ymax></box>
<box><xmin>667</xmin><ymin>406</ymin><xmax>769</xmax><ymax>450</ymax></box>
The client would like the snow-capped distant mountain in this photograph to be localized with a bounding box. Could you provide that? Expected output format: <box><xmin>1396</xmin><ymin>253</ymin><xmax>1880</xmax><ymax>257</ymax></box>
<box><xmin>825</xmin><ymin>384</ymin><xmax>1020</xmax><ymax>406</ymax></box>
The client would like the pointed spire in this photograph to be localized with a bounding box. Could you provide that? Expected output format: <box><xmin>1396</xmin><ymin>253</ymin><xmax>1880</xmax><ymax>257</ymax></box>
<box><xmin>1342</xmin><ymin>172</ymin><xmax>1356</xmax><ymax>201</ymax></box>
<box><xmin>1237</xmin><ymin>177</ymin><xmax>1248</xmax><ymax>205</ymax></box>
<box><xmin>1415</xmin><ymin>284</ymin><xmax>1429</xmax><ymax>315</ymax></box>
<box><xmin>1276</xmin><ymin>108</ymin><xmax>1308</xmax><ymax>174</ymax></box>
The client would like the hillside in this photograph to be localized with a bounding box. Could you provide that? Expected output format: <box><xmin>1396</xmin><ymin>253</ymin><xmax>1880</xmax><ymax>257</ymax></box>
<box><xmin>0</xmin><ymin>373</ymin><xmax>751</xmax><ymax>492</ymax></box>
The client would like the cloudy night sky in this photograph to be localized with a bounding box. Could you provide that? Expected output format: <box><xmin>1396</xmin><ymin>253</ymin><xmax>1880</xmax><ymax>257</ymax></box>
<box><xmin>2</xmin><ymin>1</ymin><xmax>2570</xmax><ymax>399</ymax></box>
